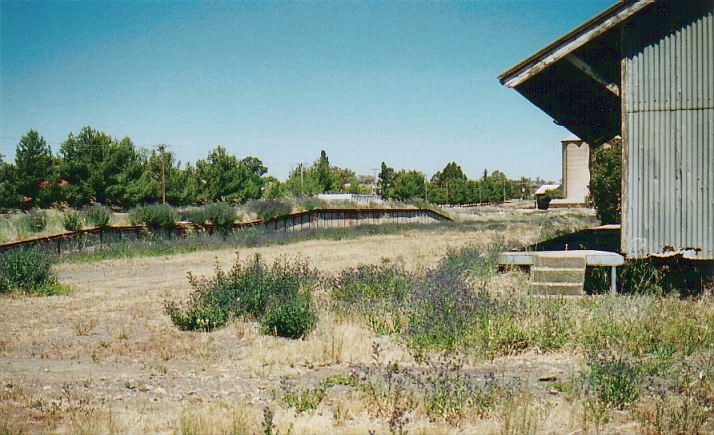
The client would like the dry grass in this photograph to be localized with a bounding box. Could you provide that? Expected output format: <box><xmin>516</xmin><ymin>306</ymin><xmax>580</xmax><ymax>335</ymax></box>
<box><xmin>0</xmin><ymin>210</ymin><xmax>132</xmax><ymax>243</ymax></box>
<box><xmin>3</xmin><ymin>207</ymin><xmax>701</xmax><ymax>434</ymax></box>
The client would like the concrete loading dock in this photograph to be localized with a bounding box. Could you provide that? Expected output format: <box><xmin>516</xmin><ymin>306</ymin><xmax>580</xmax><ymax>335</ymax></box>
<box><xmin>500</xmin><ymin>250</ymin><xmax>625</xmax><ymax>295</ymax></box>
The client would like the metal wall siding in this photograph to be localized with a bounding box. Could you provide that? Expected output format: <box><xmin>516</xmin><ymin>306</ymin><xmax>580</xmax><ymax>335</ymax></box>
<box><xmin>623</xmin><ymin>5</ymin><xmax>714</xmax><ymax>259</ymax></box>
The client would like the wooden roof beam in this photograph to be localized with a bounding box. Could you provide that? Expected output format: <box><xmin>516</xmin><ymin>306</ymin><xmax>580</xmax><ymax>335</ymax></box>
<box><xmin>565</xmin><ymin>54</ymin><xmax>620</xmax><ymax>96</ymax></box>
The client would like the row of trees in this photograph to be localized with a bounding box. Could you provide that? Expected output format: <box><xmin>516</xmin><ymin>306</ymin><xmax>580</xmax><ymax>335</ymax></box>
<box><xmin>0</xmin><ymin>128</ymin><xmax>371</xmax><ymax>210</ymax></box>
<box><xmin>377</xmin><ymin>161</ymin><xmax>538</xmax><ymax>205</ymax></box>
<box><xmin>0</xmin><ymin>127</ymin><xmax>544</xmax><ymax>210</ymax></box>
<box><xmin>0</xmin><ymin>127</ymin><xmax>270</xmax><ymax>209</ymax></box>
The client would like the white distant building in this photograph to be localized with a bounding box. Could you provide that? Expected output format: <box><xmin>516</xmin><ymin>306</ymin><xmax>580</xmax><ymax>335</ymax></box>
<box><xmin>316</xmin><ymin>193</ymin><xmax>383</xmax><ymax>205</ymax></box>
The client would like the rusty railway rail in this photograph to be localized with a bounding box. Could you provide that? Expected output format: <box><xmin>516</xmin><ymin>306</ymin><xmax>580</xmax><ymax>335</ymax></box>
<box><xmin>0</xmin><ymin>207</ymin><xmax>451</xmax><ymax>255</ymax></box>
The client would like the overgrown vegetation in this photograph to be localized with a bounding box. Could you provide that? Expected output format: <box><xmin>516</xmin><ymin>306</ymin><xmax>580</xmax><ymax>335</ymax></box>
<box><xmin>589</xmin><ymin>138</ymin><xmax>622</xmax><ymax>224</ymax></box>
<box><xmin>246</xmin><ymin>199</ymin><xmax>292</xmax><ymax>221</ymax></box>
<box><xmin>83</xmin><ymin>204</ymin><xmax>111</xmax><ymax>228</ymax></box>
<box><xmin>185</xmin><ymin>202</ymin><xmax>237</xmax><ymax>231</ymax></box>
<box><xmin>129</xmin><ymin>203</ymin><xmax>178</xmax><ymax>231</ymax></box>
<box><xmin>586</xmin><ymin>356</ymin><xmax>640</xmax><ymax>410</ymax></box>
<box><xmin>0</xmin><ymin>247</ymin><xmax>67</xmax><ymax>295</ymax></box>
<box><xmin>586</xmin><ymin>258</ymin><xmax>683</xmax><ymax>295</ymax></box>
<box><xmin>332</xmin><ymin>245</ymin><xmax>713</xmax><ymax>360</ymax></box>
<box><xmin>166</xmin><ymin>254</ymin><xmax>319</xmax><ymax>338</ymax></box>
<box><xmin>61</xmin><ymin>210</ymin><xmax>83</xmax><ymax>232</ymax></box>
<box><xmin>18</xmin><ymin>210</ymin><xmax>47</xmax><ymax>233</ymax></box>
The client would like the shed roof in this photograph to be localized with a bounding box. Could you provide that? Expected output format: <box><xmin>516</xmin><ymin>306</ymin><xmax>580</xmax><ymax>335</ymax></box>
<box><xmin>499</xmin><ymin>1</ymin><xmax>654</xmax><ymax>88</ymax></box>
<box><xmin>498</xmin><ymin>0</ymin><xmax>656</xmax><ymax>146</ymax></box>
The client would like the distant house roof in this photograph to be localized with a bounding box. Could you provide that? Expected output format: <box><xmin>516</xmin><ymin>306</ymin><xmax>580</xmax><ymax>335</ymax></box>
<box><xmin>535</xmin><ymin>184</ymin><xmax>561</xmax><ymax>195</ymax></box>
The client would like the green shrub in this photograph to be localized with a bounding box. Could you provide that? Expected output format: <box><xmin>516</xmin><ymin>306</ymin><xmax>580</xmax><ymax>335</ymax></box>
<box><xmin>587</xmin><ymin>357</ymin><xmax>640</xmax><ymax>409</ymax></box>
<box><xmin>436</xmin><ymin>245</ymin><xmax>500</xmax><ymax>279</ymax></box>
<box><xmin>261</xmin><ymin>290</ymin><xmax>317</xmax><ymax>339</ymax></box>
<box><xmin>334</xmin><ymin>261</ymin><xmax>413</xmax><ymax>308</ymax></box>
<box><xmin>184</xmin><ymin>208</ymin><xmax>206</xmax><ymax>226</ymax></box>
<box><xmin>130</xmin><ymin>204</ymin><xmax>178</xmax><ymax>230</ymax></box>
<box><xmin>279</xmin><ymin>378</ymin><xmax>327</xmax><ymax>414</ymax></box>
<box><xmin>297</xmin><ymin>196</ymin><xmax>326</xmax><ymax>211</ymax></box>
<box><xmin>184</xmin><ymin>203</ymin><xmax>236</xmax><ymax>231</ymax></box>
<box><xmin>165</xmin><ymin>254</ymin><xmax>319</xmax><ymax>337</ymax></box>
<box><xmin>0</xmin><ymin>247</ymin><xmax>58</xmax><ymax>294</ymax></box>
<box><xmin>586</xmin><ymin>259</ymin><xmax>674</xmax><ymax>295</ymax></box>
<box><xmin>279</xmin><ymin>375</ymin><xmax>354</xmax><ymax>414</ymax></box>
<box><xmin>62</xmin><ymin>211</ymin><xmax>83</xmax><ymax>232</ymax></box>
<box><xmin>18</xmin><ymin>210</ymin><xmax>47</xmax><ymax>233</ymax></box>
<box><xmin>333</xmin><ymin>261</ymin><xmax>412</xmax><ymax>335</ymax></box>
<box><xmin>247</xmin><ymin>199</ymin><xmax>292</xmax><ymax>221</ymax></box>
<box><xmin>167</xmin><ymin>302</ymin><xmax>228</xmax><ymax>332</ymax></box>
<box><xmin>83</xmin><ymin>204</ymin><xmax>112</xmax><ymax>228</ymax></box>
<box><xmin>202</xmin><ymin>202</ymin><xmax>236</xmax><ymax>231</ymax></box>
<box><xmin>589</xmin><ymin>138</ymin><xmax>621</xmax><ymax>224</ymax></box>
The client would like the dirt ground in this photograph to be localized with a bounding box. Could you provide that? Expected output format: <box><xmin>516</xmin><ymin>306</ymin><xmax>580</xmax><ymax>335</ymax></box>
<box><xmin>0</xmin><ymin>209</ymin><xmax>622</xmax><ymax>434</ymax></box>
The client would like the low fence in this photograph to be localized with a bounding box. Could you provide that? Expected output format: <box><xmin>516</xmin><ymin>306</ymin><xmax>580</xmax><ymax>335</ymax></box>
<box><xmin>259</xmin><ymin>208</ymin><xmax>450</xmax><ymax>232</ymax></box>
<box><xmin>0</xmin><ymin>208</ymin><xmax>451</xmax><ymax>255</ymax></box>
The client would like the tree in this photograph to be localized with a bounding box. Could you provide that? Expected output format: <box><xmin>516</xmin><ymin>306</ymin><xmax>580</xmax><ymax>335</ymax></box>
<box><xmin>103</xmin><ymin>137</ymin><xmax>144</xmax><ymax>208</ymax></box>
<box><xmin>59</xmin><ymin>126</ymin><xmax>113</xmax><ymax>207</ymax></box>
<box><xmin>0</xmin><ymin>159</ymin><xmax>20</xmax><ymax>209</ymax></box>
<box><xmin>196</xmin><ymin>146</ymin><xmax>242</xmax><ymax>202</ymax></box>
<box><xmin>284</xmin><ymin>151</ymin><xmax>340</xmax><ymax>196</ymax></box>
<box><xmin>285</xmin><ymin>163</ymin><xmax>321</xmax><ymax>196</ymax></box>
<box><xmin>378</xmin><ymin>162</ymin><xmax>396</xmax><ymax>199</ymax></box>
<box><xmin>431</xmin><ymin>162</ymin><xmax>468</xmax><ymax>204</ymax></box>
<box><xmin>15</xmin><ymin>130</ymin><xmax>53</xmax><ymax>207</ymax></box>
<box><xmin>315</xmin><ymin>150</ymin><xmax>335</xmax><ymax>193</ymax></box>
<box><xmin>263</xmin><ymin>176</ymin><xmax>286</xmax><ymax>199</ymax></box>
<box><xmin>327</xmin><ymin>166</ymin><xmax>366</xmax><ymax>193</ymax></box>
<box><xmin>234</xmin><ymin>156</ymin><xmax>267</xmax><ymax>203</ymax></box>
<box><xmin>589</xmin><ymin>138</ymin><xmax>622</xmax><ymax>224</ymax></box>
<box><xmin>195</xmin><ymin>147</ymin><xmax>267</xmax><ymax>204</ymax></box>
<box><xmin>137</xmin><ymin>149</ymin><xmax>199</xmax><ymax>206</ymax></box>
<box><xmin>392</xmin><ymin>170</ymin><xmax>425</xmax><ymax>200</ymax></box>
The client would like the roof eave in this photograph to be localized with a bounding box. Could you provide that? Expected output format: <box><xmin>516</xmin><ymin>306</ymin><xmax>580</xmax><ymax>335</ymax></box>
<box><xmin>498</xmin><ymin>0</ymin><xmax>655</xmax><ymax>88</ymax></box>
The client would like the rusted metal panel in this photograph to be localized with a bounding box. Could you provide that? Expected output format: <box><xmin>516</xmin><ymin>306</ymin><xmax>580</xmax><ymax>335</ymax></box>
<box><xmin>622</xmin><ymin>2</ymin><xmax>714</xmax><ymax>259</ymax></box>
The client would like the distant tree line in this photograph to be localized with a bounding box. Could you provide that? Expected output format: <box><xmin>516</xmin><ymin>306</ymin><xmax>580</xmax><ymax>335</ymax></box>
<box><xmin>0</xmin><ymin>128</ymin><xmax>372</xmax><ymax>210</ymax></box>
<box><xmin>0</xmin><ymin>127</ymin><xmax>547</xmax><ymax>210</ymax></box>
<box><xmin>378</xmin><ymin>161</ymin><xmax>545</xmax><ymax>205</ymax></box>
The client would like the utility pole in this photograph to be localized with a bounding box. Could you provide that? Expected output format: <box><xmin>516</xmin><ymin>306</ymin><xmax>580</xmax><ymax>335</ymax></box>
<box><xmin>158</xmin><ymin>144</ymin><xmax>166</xmax><ymax>204</ymax></box>
<box><xmin>503</xmin><ymin>179</ymin><xmax>506</xmax><ymax>203</ymax></box>
<box><xmin>300</xmin><ymin>163</ymin><xmax>304</xmax><ymax>195</ymax></box>
<box><xmin>424</xmin><ymin>173</ymin><xmax>428</xmax><ymax>203</ymax></box>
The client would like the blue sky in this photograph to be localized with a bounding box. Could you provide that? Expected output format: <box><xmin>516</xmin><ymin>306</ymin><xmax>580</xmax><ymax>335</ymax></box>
<box><xmin>1</xmin><ymin>0</ymin><xmax>613</xmax><ymax>180</ymax></box>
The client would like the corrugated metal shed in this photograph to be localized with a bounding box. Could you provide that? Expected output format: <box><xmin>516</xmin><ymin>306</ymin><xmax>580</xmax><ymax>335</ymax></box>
<box><xmin>499</xmin><ymin>0</ymin><xmax>714</xmax><ymax>260</ymax></box>
<box><xmin>621</xmin><ymin>2</ymin><xmax>714</xmax><ymax>259</ymax></box>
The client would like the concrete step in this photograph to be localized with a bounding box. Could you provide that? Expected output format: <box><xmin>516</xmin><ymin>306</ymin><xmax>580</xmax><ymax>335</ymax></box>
<box><xmin>532</xmin><ymin>255</ymin><xmax>586</xmax><ymax>269</ymax></box>
<box><xmin>530</xmin><ymin>282</ymin><xmax>585</xmax><ymax>296</ymax></box>
<box><xmin>531</xmin><ymin>267</ymin><xmax>585</xmax><ymax>284</ymax></box>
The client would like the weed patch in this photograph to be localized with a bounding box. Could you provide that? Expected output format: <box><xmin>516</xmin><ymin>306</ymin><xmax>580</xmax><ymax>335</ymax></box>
<box><xmin>18</xmin><ymin>210</ymin><xmax>47</xmax><ymax>233</ymax></box>
<box><xmin>166</xmin><ymin>254</ymin><xmax>320</xmax><ymax>338</ymax></box>
<box><xmin>83</xmin><ymin>204</ymin><xmax>111</xmax><ymax>228</ymax></box>
<box><xmin>0</xmin><ymin>247</ymin><xmax>67</xmax><ymax>295</ymax></box>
